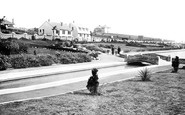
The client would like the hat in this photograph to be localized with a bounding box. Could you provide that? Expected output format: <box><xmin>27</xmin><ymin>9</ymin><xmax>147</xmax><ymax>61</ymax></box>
<box><xmin>92</xmin><ymin>68</ymin><xmax>98</xmax><ymax>72</ymax></box>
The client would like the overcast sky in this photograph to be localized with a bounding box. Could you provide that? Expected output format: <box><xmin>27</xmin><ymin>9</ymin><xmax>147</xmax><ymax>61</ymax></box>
<box><xmin>1</xmin><ymin>0</ymin><xmax>185</xmax><ymax>42</ymax></box>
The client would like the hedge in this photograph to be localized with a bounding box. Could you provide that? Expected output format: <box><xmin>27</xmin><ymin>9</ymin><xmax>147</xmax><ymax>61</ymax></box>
<box><xmin>0</xmin><ymin>54</ymin><xmax>10</xmax><ymax>71</ymax></box>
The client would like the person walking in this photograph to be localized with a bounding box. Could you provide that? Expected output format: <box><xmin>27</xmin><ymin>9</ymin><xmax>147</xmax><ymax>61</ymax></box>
<box><xmin>111</xmin><ymin>46</ymin><xmax>114</xmax><ymax>55</ymax></box>
<box><xmin>172</xmin><ymin>56</ymin><xmax>179</xmax><ymax>73</ymax></box>
<box><xmin>117</xmin><ymin>46</ymin><xmax>121</xmax><ymax>55</ymax></box>
<box><xmin>86</xmin><ymin>68</ymin><xmax>99</xmax><ymax>95</ymax></box>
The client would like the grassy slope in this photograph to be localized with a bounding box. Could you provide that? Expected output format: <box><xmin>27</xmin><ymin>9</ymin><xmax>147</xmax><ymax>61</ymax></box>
<box><xmin>0</xmin><ymin>69</ymin><xmax>185</xmax><ymax>115</ymax></box>
<box><xmin>92</xmin><ymin>42</ymin><xmax>146</xmax><ymax>52</ymax></box>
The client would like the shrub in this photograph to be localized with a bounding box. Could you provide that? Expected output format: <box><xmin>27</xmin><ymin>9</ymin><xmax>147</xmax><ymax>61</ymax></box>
<box><xmin>124</xmin><ymin>50</ymin><xmax>131</xmax><ymax>53</ymax></box>
<box><xmin>18</xmin><ymin>43</ymin><xmax>28</xmax><ymax>53</ymax></box>
<box><xmin>0</xmin><ymin>40</ymin><xmax>27</xmax><ymax>55</ymax></box>
<box><xmin>57</xmin><ymin>52</ymin><xmax>91</xmax><ymax>64</ymax></box>
<box><xmin>36</xmin><ymin>54</ymin><xmax>54</xmax><ymax>66</ymax></box>
<box><xmin>77</xmin><ymin>53</ymin><xmax>91</xmax><ymax>62</ymax></box>
<box><xmin>6</xmin><ymin>37</ymin><xmax>18</xmax><ymax>41</ymax></box>
<box><xmin>19</xmin><ymin>37</ymin><xmax>29</xmax><ymax>40</ymax></box>
<box><xmin>89</xmin><ymin>52</ymin><xmax>98</xmax><ymax>59</ymax></box>
<box><xmin>137</xmin><ymin>68</ymin><xmax>151</xmax><ymax>81</ymax></box>
<box><xmin>25</xmin><ymin>54</ymin><xmax>40</xmax><ymax>67</ymax></box>
<box><xmin>45</xmin><ymin>54</ymin><xmax>58</xmax><ymax>63</ymax></box>
<box><xmin>0</xmin><ymin>54</ymin><xmax>10</xmax><ymax>70</ymax></box>
<box><xmin>83</xmin><ymin>44</ymin><xmax>104</xmax><ymax>52</ymax></box>
<box><xmin>10</xmin><ymin>55</ymin><xmax>27</xmax><ymax>68</ymax></box>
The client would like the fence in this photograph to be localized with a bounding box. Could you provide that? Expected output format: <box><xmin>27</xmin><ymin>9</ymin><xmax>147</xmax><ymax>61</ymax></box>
<box><xmin>0</xmin><ymin>33</ymin><xmax>32</xmax><ymax>39</ymax></box>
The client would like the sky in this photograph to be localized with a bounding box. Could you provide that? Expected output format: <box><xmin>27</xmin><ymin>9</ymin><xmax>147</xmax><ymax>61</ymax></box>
<box><xmin>0</xmin><ymin>0</ymin><xmax>185</xmax><ymax>42</ymax></box>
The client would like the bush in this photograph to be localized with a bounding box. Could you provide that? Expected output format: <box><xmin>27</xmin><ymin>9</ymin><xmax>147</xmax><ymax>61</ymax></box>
<box><xmin>0</xmin><ymin>40</ymin><xmax>28</xmax><ymax>55</ymax></box>
<box><xmin>124</xmin><ymin>50</ymin><xmax>131</xmax><ymax>53</ymax></box>
<box><xmin>77</xmin><ymin>53</ymin><xmax>91</xmax><ymax>62</ymax></box>
<box><xmin>6</xmin><ymin>37</ymin><xmax>18</xmax><ymax>41</ymax></box>
<box><xmin>0</xmin><ymin>54</ymin><xmax>10</xmax><ymax>70</ymax></box>
<box><xmin>57</xmin><ymin>52</ymin><xmax>91</xmax><ymax>64</ymax></box>
<box><xmin>25</xmin><ymin>54</ymin><xmax>40</xmax><ymax>67</ymax></box>
<box><xmin>83</xmin><ymin>44</ymin><xmax>104</xmax><ymax>52</ymax></box>
<box><xmin>10</xmin><ymin>55</ymin><xmax>27</xmax><ymax>68</ymax></box>
<box><xmin>36</xmin><ymin>54</ymin><xmax>54</xmax><ymax>66</ymax></box>
<box><xmin>18</xmin><ymin>43</ymin><xmax>28</xmax><ymax>53</ymax></box>
<box><xmin>19</xmin><ymin>37</ymin><xmax>29</xmax><ymax>40</ymax></box>
<box><xmin>137</xmin><ymin>68</ymin><xmax>151</xmax><ymax>81</ymax></box>
<box><xmin>45</xmin><ymin>54</ymin><xmax>59</xmax><ymax>63</ymax></box>
<box><xmin>10</xmin><ymin>54</ymin><xmax>55</xmax><ymax>69</ymax></box>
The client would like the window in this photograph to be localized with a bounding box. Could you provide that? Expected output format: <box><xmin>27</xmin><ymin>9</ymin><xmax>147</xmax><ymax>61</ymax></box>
<box><xmin>62</xmin><ymin>30</ymin><xmax>65</xmax><ymax>34</ymax></box>
<box><xmin>68</xmin><ymin>31</ymin><xmax>71</xmax><ymax>35</ymax></box>
<box><xmin>79</xmin><ymin>27</ymin><xmax>81</xmax><ymax>30</ymax></box>
<box><xmin>40</xmin><ymin>29</ymin><xmax>42</xmax><ymax>32</ymax></box>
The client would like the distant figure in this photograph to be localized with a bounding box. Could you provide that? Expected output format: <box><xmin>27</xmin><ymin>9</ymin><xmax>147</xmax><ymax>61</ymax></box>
<box><xmin>34</xmin><ymin>50</ymin><xmax>37</xmax><ymax>55</ymax></box>
<box><xmin>172</xmin><ymin>56</ymin><xmax>179</xmax><ymax>72</ymax></box>
<box><xmin>117</xmin><ymin>46</ymin><xmax>121</xmax><ymax>55</ymax></box>
<box><xmin>111</xmin><ymin>47</ymin><xmax>114</xmax><ymax>55</ymax></box>
<box><xmin>86</xmin><ymin>68</ymin><xmax>99</xmax><ymax>95</ymax></box>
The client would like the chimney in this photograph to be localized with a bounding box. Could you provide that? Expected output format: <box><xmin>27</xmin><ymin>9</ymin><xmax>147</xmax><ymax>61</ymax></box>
<box><xmin>12</xmin><ymin>19</ymin><xmax>14</xmax><ymax>25</ymax></box>
<box><xmin>61</xmin><ymin>22</ymin><xmax>63</xmax><ymax>26</ymax></box>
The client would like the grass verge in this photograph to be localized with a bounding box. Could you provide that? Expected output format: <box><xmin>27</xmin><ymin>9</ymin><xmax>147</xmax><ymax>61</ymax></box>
<box><xmin>0</xmin><ymin>69</ymin><xmax>185</xmax><ymax>115</ymax></box>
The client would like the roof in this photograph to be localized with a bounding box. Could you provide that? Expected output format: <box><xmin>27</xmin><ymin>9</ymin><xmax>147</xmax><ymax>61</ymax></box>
<box><xmin>47</xmin><ymin>22</ymin><xmax>71</xmax><ymax>31</ymax></box>
<box><xmin>1</xmin><ymin>20</ymin><xmax>13</xmax><ymax>25</ymax></box>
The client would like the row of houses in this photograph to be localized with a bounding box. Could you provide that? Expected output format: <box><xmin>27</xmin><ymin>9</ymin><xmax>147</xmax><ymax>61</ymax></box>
<box><xmin>1</xmin><ymin>18</ymin><xmax>171</xmax><ymax>43</ymax></box>
<box><xmin>38</xmin><ymin>20</ymin><xmax>91</xmax><ymax>41</ymax></box>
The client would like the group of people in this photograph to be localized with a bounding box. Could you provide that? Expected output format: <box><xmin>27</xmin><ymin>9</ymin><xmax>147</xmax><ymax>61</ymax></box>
<box><xmin>111</xmin><ymin>46</ymin><xmax>121</xmax><ymax>55</ymax></box>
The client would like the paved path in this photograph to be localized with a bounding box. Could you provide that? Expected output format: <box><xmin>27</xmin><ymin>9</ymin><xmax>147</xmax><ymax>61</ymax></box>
<box><xmin>0</xmin><ymin>53</ymin><xmax>125</xmax><ymax>82</ymax></box>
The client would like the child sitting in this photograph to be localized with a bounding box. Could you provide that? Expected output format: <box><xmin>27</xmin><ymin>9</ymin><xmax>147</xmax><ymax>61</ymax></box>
<box><xmin>86</xmin><ymin>68</ymin><xmax>99</xmax><ymax>95</ymax></box>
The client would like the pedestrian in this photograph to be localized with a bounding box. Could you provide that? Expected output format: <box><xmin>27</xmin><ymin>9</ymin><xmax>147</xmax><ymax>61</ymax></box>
<box><xmin>117</xmin><ymin>46</ymin><xmax>121</xmax><ymax>55</ymax></box>
<box><xmin>111</xmin><ymin>47</ymin><xmax>114</xmax><ymax>55</ymax></box>
<box><xmin>172</xmin><ymin>56</ymin><xmax>179</xmax><ymax>73</ymax></box>
<box><xmin>34</xmin><ymin>50</ymin><xmax>37</xmax><ymax>55</ymax></box>
<box><xmin>86</xmin><ymin>68</ymin><xmax>99</xmax><ymax>95</ymax></box>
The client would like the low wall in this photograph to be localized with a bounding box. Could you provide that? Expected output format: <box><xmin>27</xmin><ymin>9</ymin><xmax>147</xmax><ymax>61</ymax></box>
<box><xmin>0</xmin><ymin>33</ymin><xmax>32</xmax><ymax>39</ymax></box>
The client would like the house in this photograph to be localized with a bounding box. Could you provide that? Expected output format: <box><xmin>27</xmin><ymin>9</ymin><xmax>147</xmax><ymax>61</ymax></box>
<box><xmin>38</xmin><ymin>21</ymin><xmax>73</xmax><ymax>40</ymax></box>
<box><xmin>70</xmin><ymin>22</ymin><xmax>91</xmax><ymax>42</ymax></box>
<box><xmin>0</xmin><ymin>19</ymin><xmax>14</xmax><ymax>33</ymax></box>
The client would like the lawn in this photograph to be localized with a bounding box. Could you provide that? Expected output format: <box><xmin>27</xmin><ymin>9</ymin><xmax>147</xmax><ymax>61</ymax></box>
<box><xmin>0</xmin><ymin>69</ymin><xmax>185</xmax><ymax>115</ymax></box>
<box><xmin>91</xmin><ymin>42</ymin><xmax>178</xmax><ymax>53</ymax></box>
<box><xmin>92</xmin><ymin>42</ymin><xmax>147</xmax><ymax>52</ymax></box>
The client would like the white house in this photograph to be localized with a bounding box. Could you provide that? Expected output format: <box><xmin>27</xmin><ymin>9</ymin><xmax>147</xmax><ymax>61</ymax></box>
<box><xmin>70</xmin><ymin>22</ymin><xmax>91</xmax><ymax>42</ymax></box>
<box><xmin>38</xmin><ymin>21</ymin><xmax>73</xmax><ymax>40</ymax></box>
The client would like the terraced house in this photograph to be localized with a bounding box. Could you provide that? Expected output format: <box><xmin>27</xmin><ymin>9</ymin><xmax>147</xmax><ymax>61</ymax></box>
<box><xmin>70</xmin><ymin>22</ymin><xmax>91</xmax><ymax>42</ymax></box>
<box><xmin>38</xmin><ymin>20</ymin><xmax>72</xmax><ymax>40</ymax></box>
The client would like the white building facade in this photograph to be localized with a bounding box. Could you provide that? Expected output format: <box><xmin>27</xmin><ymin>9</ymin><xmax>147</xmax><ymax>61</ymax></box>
<box><xmin>70</xmin><ymin>23</ymin><xmax>92</xmax><ymax>42</ymax></box>
<box><xmin>38</xmin><ymin>21</ymin><xmax>73</xmax><ymax>40</ymax></box>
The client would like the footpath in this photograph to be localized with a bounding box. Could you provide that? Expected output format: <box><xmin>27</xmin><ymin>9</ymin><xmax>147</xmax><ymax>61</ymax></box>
<box><xmin>0</xmin><ymin>53</ymin><xmax>126</xmax><ymax>82</ymax></box>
